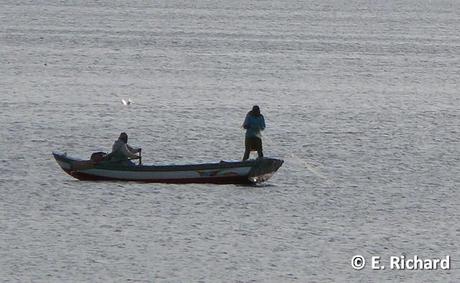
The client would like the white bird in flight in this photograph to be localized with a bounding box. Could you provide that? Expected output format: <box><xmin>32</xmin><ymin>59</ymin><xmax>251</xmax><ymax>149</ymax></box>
<box><xmin>122</xmin><ymin>98</ymin><xmax>132</xmax><ymax>105</ymax></box>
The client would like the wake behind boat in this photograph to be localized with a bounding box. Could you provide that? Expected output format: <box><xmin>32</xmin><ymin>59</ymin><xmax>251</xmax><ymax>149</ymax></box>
<box><xmin>52</xmin><ymin>152</ymin><xmax>283</xmax><ymax>184</ymax></box>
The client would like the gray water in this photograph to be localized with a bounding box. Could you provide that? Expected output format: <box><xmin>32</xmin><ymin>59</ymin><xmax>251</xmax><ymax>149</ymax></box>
<box><xmin>1</xmin><ymin>0</ymin><xmax>459</xmax><ymax>282</ymax></box>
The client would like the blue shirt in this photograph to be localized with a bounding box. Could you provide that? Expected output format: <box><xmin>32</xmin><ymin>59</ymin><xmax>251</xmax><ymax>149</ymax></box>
<box><xmin>243</xmin><ymin>114</ymin><xmax>265</xmax><ymax>139</ymax></box>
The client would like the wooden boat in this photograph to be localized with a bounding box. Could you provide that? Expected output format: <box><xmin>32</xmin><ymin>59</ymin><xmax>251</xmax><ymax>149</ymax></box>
<box><xmin>52</xmin><ymin>152</ymin><xmax>283</xmax><ymax>184</ymax></box>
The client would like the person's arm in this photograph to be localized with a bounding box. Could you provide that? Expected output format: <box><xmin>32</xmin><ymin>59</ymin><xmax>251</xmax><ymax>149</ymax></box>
<box><xmin>127</xmin><ymin>144</ymin><xmax>141</xmax><ymax>153</ymax></box>
<box><xmin>243</xmin><ymin>114</ymin><xmax>250</xmax><ymax>129</ymax></box>
<box><xmin>260</xmin><ymin>116</ymin><xmax>266</xmax><ymax>131</ymax></box>
<box><xmin>122</xmin><ymin>144</ymin><xmax>139</xmax><ymax>159</ymax></box>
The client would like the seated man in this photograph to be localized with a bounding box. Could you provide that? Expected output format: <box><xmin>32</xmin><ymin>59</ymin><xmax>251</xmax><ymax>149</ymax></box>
<box><xmin>108</xmin><ymin>132</ymin><xmax>141</xmax><ymax>165</ymax></box>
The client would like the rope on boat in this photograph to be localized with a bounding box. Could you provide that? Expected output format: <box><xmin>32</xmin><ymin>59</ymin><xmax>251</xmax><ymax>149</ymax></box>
<box><xmin>263</xmin><ymin>135</ymin><xmax>334</xmax><ymax>185</ymax></box>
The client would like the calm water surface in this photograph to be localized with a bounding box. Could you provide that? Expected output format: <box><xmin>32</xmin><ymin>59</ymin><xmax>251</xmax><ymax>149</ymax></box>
<box><xmin>1</xmin><ymin>0</ymin><xmax>459</xmax><ymax>281</ymax></box>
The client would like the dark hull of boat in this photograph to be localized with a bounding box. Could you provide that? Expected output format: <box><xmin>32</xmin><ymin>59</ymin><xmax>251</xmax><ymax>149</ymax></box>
<box><xmin>61</xmin><ymin>169</ymin><xmax>251</xmax><ymax>184</ymax></box>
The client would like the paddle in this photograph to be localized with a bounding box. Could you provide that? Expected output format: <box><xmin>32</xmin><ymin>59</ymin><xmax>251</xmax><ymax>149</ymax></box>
<box><xmin>138</xmin><ymin>148</ymin><xmax>142</xmax><ymax>165</ymax></box>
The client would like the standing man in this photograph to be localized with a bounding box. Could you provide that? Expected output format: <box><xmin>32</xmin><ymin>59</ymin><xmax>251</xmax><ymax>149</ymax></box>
<box><xmin>242</xmin><ymin>105</ymin><xmax>265</xmax><ymax>160</ymax></box>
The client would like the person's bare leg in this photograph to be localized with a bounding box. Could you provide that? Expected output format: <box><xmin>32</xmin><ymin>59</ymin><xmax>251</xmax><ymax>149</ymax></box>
<box><xmin>257</xmin><ymin>149</ymin><xmax>263</xmax><ymax>158</ymax></box>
